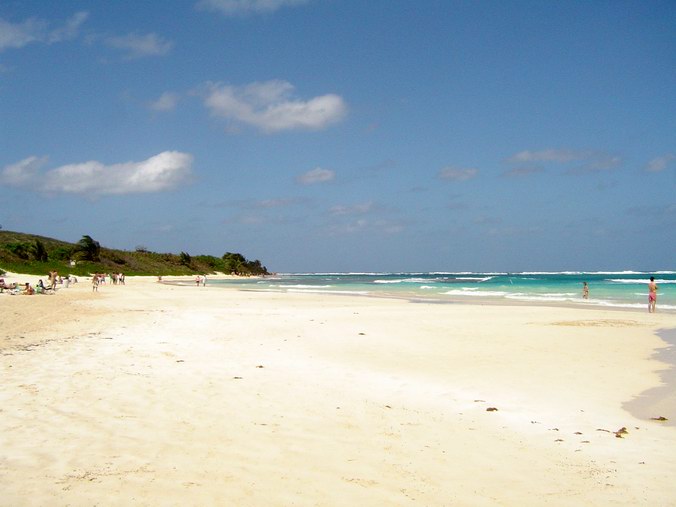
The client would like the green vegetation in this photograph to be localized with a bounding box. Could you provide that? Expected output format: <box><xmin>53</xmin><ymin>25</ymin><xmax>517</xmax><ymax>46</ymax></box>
<box><xmin>0</xmin><ymin>230</ymin><xmax>269</xmax><ymax>277</ymax></box>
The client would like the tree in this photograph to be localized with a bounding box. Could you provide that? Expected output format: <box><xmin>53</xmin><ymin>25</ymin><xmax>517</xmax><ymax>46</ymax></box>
<box><xmin>30</xmin><ymin>239</ymin><xmax>49</xmax><ymax>262</ymax></box>
<box><xmin>179</xmin><ymin>251</ymin><xmax>192</xmax><ymax>267</ymax></box>
<box><xmin>76</xmin><ymin>235</ymin><xmax>101</xmax><ymax>262</ymax></box>
<box><xmin>222</xmin><ymin>252</ymin><xmax>245</xmax><ymax>274</ymax></box>
<box><xmin>4</xmin><ymin>242</ymin><xmax>30</xmax><ymax>260</ymax></box>
<box><xmin>50</xmin><ymin>245</ymin><xmax>74</xmax><ymax>261</ymax></box>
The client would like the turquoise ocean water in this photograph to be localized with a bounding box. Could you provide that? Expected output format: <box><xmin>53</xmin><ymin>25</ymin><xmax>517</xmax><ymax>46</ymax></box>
<box><xmin>202</xmin><ymin>271</ymin><xmax>676</xmax><ymax>312</ymax></box>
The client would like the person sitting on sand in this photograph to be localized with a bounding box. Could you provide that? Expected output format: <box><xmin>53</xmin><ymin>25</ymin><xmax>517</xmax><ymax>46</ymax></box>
<box><xmin>648</xmin><ymin>276</ymin><xmax>658</xmax><ymax>313</ymax></box>
<box><xmin>23</xmin><ymin>283</ymin><xmax>34</xmax><ymax>295</ymax></box>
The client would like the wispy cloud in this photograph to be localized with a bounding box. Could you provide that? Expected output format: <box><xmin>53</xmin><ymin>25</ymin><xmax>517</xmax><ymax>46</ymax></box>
<box><xmin>105</xmin><ymin>33</ymin><xmax>173</xmax><ymax>59</ymax></box>
<box><xmin>327</xmin><ymin>218</ymin><xmax>404</xmax><ymax>236</ymax></box>
<box><xmin>1</xmin><ymin>151</ymin><xmax>193</xmax><ymax>196</ymax></box>
<box><xmin>506</xmin><ymin>148</ymin><xmax>622</xmax><ymax>175</ymax></box>
<box><xmin>438</xmin><ymin>166</ymin><xmax>479</xmax><ymax>182</ymax></box>
<box><xmin>149</xmin><ymin>92</ymin><xmax>180</xmax><ymax>111</ymax></box>
<box><xmin>0</xmin><ymin>156</ymin><xmax>48</xmax><ymax>185</ymax></box>
<box><xmin>196</xmin><ymin>0</ymin><xmax>310</xmax><ymax>16</ymax></box>
<box><xmin>202</xmin><ymin>80</ymin><xmax>347</xmax><ymax>132</ymax></box>
<box><xmin>0</xmin><ymin>11</ymin><xmax>88</xmax><ymax>52</ymax></box>
<box><xmin>645</xmin><ymin>154</ymin><xmax>675</xmax><ymax>173</ymax></box>
<box><xmin>507</xmin><ymin>149</ymin><xmax>587</xmax><ymax>164</ymax></box>
<box><xmin>329</xmin><ymin>202</ymin><xmax>373</xmax><ymax>216</ymax></box>
<box><xmin>486</xmin><ymin>225</ymin><xmax>544</xmax><ymax>237</ymax></box>
<box><xmin>47</xmin><ymin>12</ymin><xmax>89</xmax><ymax>43</ymax></box>
<box><xmin>297</xmin><ymin>167</ymin><xmax>335</xmax><ymax>185</ymax></box>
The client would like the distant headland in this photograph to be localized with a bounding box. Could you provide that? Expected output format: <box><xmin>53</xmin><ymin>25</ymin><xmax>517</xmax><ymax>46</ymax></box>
<box><xmin>0</xmin><ymin>229</ymin><xmax>269</xmax><ymax>277</ymax></box>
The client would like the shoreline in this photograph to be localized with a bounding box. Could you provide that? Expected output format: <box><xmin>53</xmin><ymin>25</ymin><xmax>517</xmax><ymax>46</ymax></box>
<box><xmin>156</xmin><ymin>272</ymin><xmax>676</xmax><ymax>314</ymax></box>
<box><xmin>2</xmin><ymin>273</ymin><xmax>676</xmax><ymax>504</ymax></box>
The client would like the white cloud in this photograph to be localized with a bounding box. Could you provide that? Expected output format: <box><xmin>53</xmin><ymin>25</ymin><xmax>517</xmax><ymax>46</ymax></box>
<box><xmin>47</xmin><ymin>11</ymin><xmax>89</xmax><ymax>43</ymax></box>
<box><xmin>579</xmin><ymin>156</ymin><xmax>621</xmax><ymax>172</ymax></box>
<box><xmin>328</xmin><ymin>218</ymin><xmax>404</xmax><ymax>236</ymax></box>
<box><xmin>1</xmin><ymin>151</ymin><xmax>193</xmax><ymax>196</ymax></box>
<box><xmin>0</xmin><ymin>156</ymin><xmax>48</xmax><ymax>185</ymax></box>
<box><xmin>646</xmin><ymin>154</ymin><xmax>675</xmax><ymax>173</ymax></box>
<box><xmin>297</xmin><ymin>167</ymin><xmax>335</xmax><ymax>185</ymax></box>
<box><xmin>0</xmin><ymin>17</ymin><xmax>45</xmax><ymax>50</ymax></box>
<box><xmin>203</xmin><ymin>80</ymin><xmax>347</xmax><ymax>132</ymax></box>
<box><xmin>149</xmin><ymin>92</ymin><xmax>180</xmax><ymax>111</ymax></box>
<box><xmin>196</xmin><ymin>0</ymin><xmax>310</xmax><ymax>16</ymax></box>
<box><xmin>507</xmin><ymin>148</ymin><xmax>623</xmax><ymax>175</ymax></box>
<box><xmin>438</xmin><ymin>166</ymin><xmax>478</xmax><ymax>181</ymax></box>
<box><xmin>105</xmin><ymin>33</ymin><xmax>173</xmax><ymax>59</ymax></box>
<box><xmin>507</xmin><ymin>149</ymin><xmax>587</xmax><ymax>163</ymax></box>
<box><xmin>253</xmin><ymin>198</ymin><xmax>298</xmax><ymax>208</ymax></box>
<box><xmin>0</xmin><ymin>12</ymin><xmax>87</xmax><ymax>51</ymax></box>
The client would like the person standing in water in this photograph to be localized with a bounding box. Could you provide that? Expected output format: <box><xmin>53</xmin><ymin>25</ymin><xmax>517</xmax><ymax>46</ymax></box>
<box><xmin>582</xmin><ymin>282</ymin><xmax>589</xmax><ymax>299</ymax></box>
<box><xmin>648</xmin><ymin>276</ymin><xmax>658</xmax><ymax>313</ymax></box>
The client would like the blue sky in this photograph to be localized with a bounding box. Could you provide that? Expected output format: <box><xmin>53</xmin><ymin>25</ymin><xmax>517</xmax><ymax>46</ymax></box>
<box><xmin>1</xmin><ymin>0</ymin><xmax>674</xmax><ymax>273</ymax></box>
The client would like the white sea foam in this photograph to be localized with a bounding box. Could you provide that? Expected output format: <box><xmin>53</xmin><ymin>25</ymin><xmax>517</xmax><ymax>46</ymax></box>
<box><xmin>374</xmin><ymin>278</ymin><xmax>429</xmax><ymax>284</ymax></box>
<box><xmin>268</xmin><ymin>284</ymin><xmax>333</xmax><ymax>288</ymax></box>
<box><xmin>608</xmin><ymin>279</ymin><xmax>676</xmax><ymax>284</ymax></box>
<box><xmin>443</xmin><ymin>290</ymin><xmax>508</xmax><ymax>297</ymax></box>
<box><xmin>454</xmin><ymin>276</ymin><xmax>494</xmax><ymax>282</ymax></box>
<box><xmin>287</xmin><ymin>289</ymin><xmax>370</xmax><ymax>295</ymax></box>
<box><xmin>506</xmin><ymin>294</ymin><xmax>576</xmax><ymax>302</ymax></box>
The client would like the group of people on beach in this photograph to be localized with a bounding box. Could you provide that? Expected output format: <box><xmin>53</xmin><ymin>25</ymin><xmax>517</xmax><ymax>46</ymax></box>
<box><xmin>582</xmin><ymin>277</ymin><xmax>659</xmax><ymax>312</ymax></box>
<box><xmin>91</xmin><ymin>273</ymin><xmax>125</xmax><ymax>292</ymax></box>
<box><xmin>0</xmin><ymin>273</ymin><xmax>78</xmax><ymax>295</ymax></box>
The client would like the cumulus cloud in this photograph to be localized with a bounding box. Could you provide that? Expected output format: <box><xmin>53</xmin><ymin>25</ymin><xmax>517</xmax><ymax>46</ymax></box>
<box><xmin>0</xmin><ymin>11</ymin><xmax>88</xmax><ymax>51</ymax></box>
<box><xmin>297</xmin><ymin>167</ymin><xmax>335</xmax><ymax>185</ymax></box>
<box><xmin>196</xmin><ymin>0</ymin><xmax>310</xmax><ymax>16</ymax></box>
<box><xmin>438</xmin><ymin>166</ymin><xmax>479</xmax><ymax>182</ymax></box>
<box><xmin>646</xmin><ymin>154</ymin><xmax>675</xmax><ymax>173</ymax></box>
<box><xmin>203</xmin><ymin>80</ymin><xmax>347</xmax><ymax>132</ymax></box>
<box><xmin>1</xmin><ymin>151</ymin><xmax>193</xmax><ymax>196</ymax></box>
<box><xmin>105</xmin><ymin>33</ymin><xmax>173</xmax><ymax>59</ymax></box>
<box><xmin>149</xmin><ymin>92</ymin><xmax>180</xmax><ymax>111</ymax></box>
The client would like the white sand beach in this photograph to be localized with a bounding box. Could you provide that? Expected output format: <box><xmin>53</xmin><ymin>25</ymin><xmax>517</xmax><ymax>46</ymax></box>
<box><xmin>1</xmin><ymin>273</ymin><xmax>675</xmax><ymax>506</ymax></box>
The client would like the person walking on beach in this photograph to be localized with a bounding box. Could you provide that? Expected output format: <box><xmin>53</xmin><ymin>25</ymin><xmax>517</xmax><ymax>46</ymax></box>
<box><xmin>582</xmin><ymin>282</ymin><xmax>589</xmax><ymax>299</ymax></box>
<box><xmin>92</xmin><ymin>274</ymin><xmax>99</xmax><ymax>292</ymax></box>
<box><xmin>648</xmin><ymin>276</ymin><xmax>658</xmax><ymax>313</ymax></box>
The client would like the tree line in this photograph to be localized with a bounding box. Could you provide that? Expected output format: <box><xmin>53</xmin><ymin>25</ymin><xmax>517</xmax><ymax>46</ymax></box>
<box><xmin>0</xmin><ymin>232</ymin><xmax>269</xmax><ymax>277</ymax></box>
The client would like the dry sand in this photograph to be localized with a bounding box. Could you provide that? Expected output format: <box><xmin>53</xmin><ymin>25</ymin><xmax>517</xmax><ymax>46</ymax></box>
<box><xmin>1</xmin><ymin>273</ymin><xmax>675</xmax><ymax>506</ymax></box>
